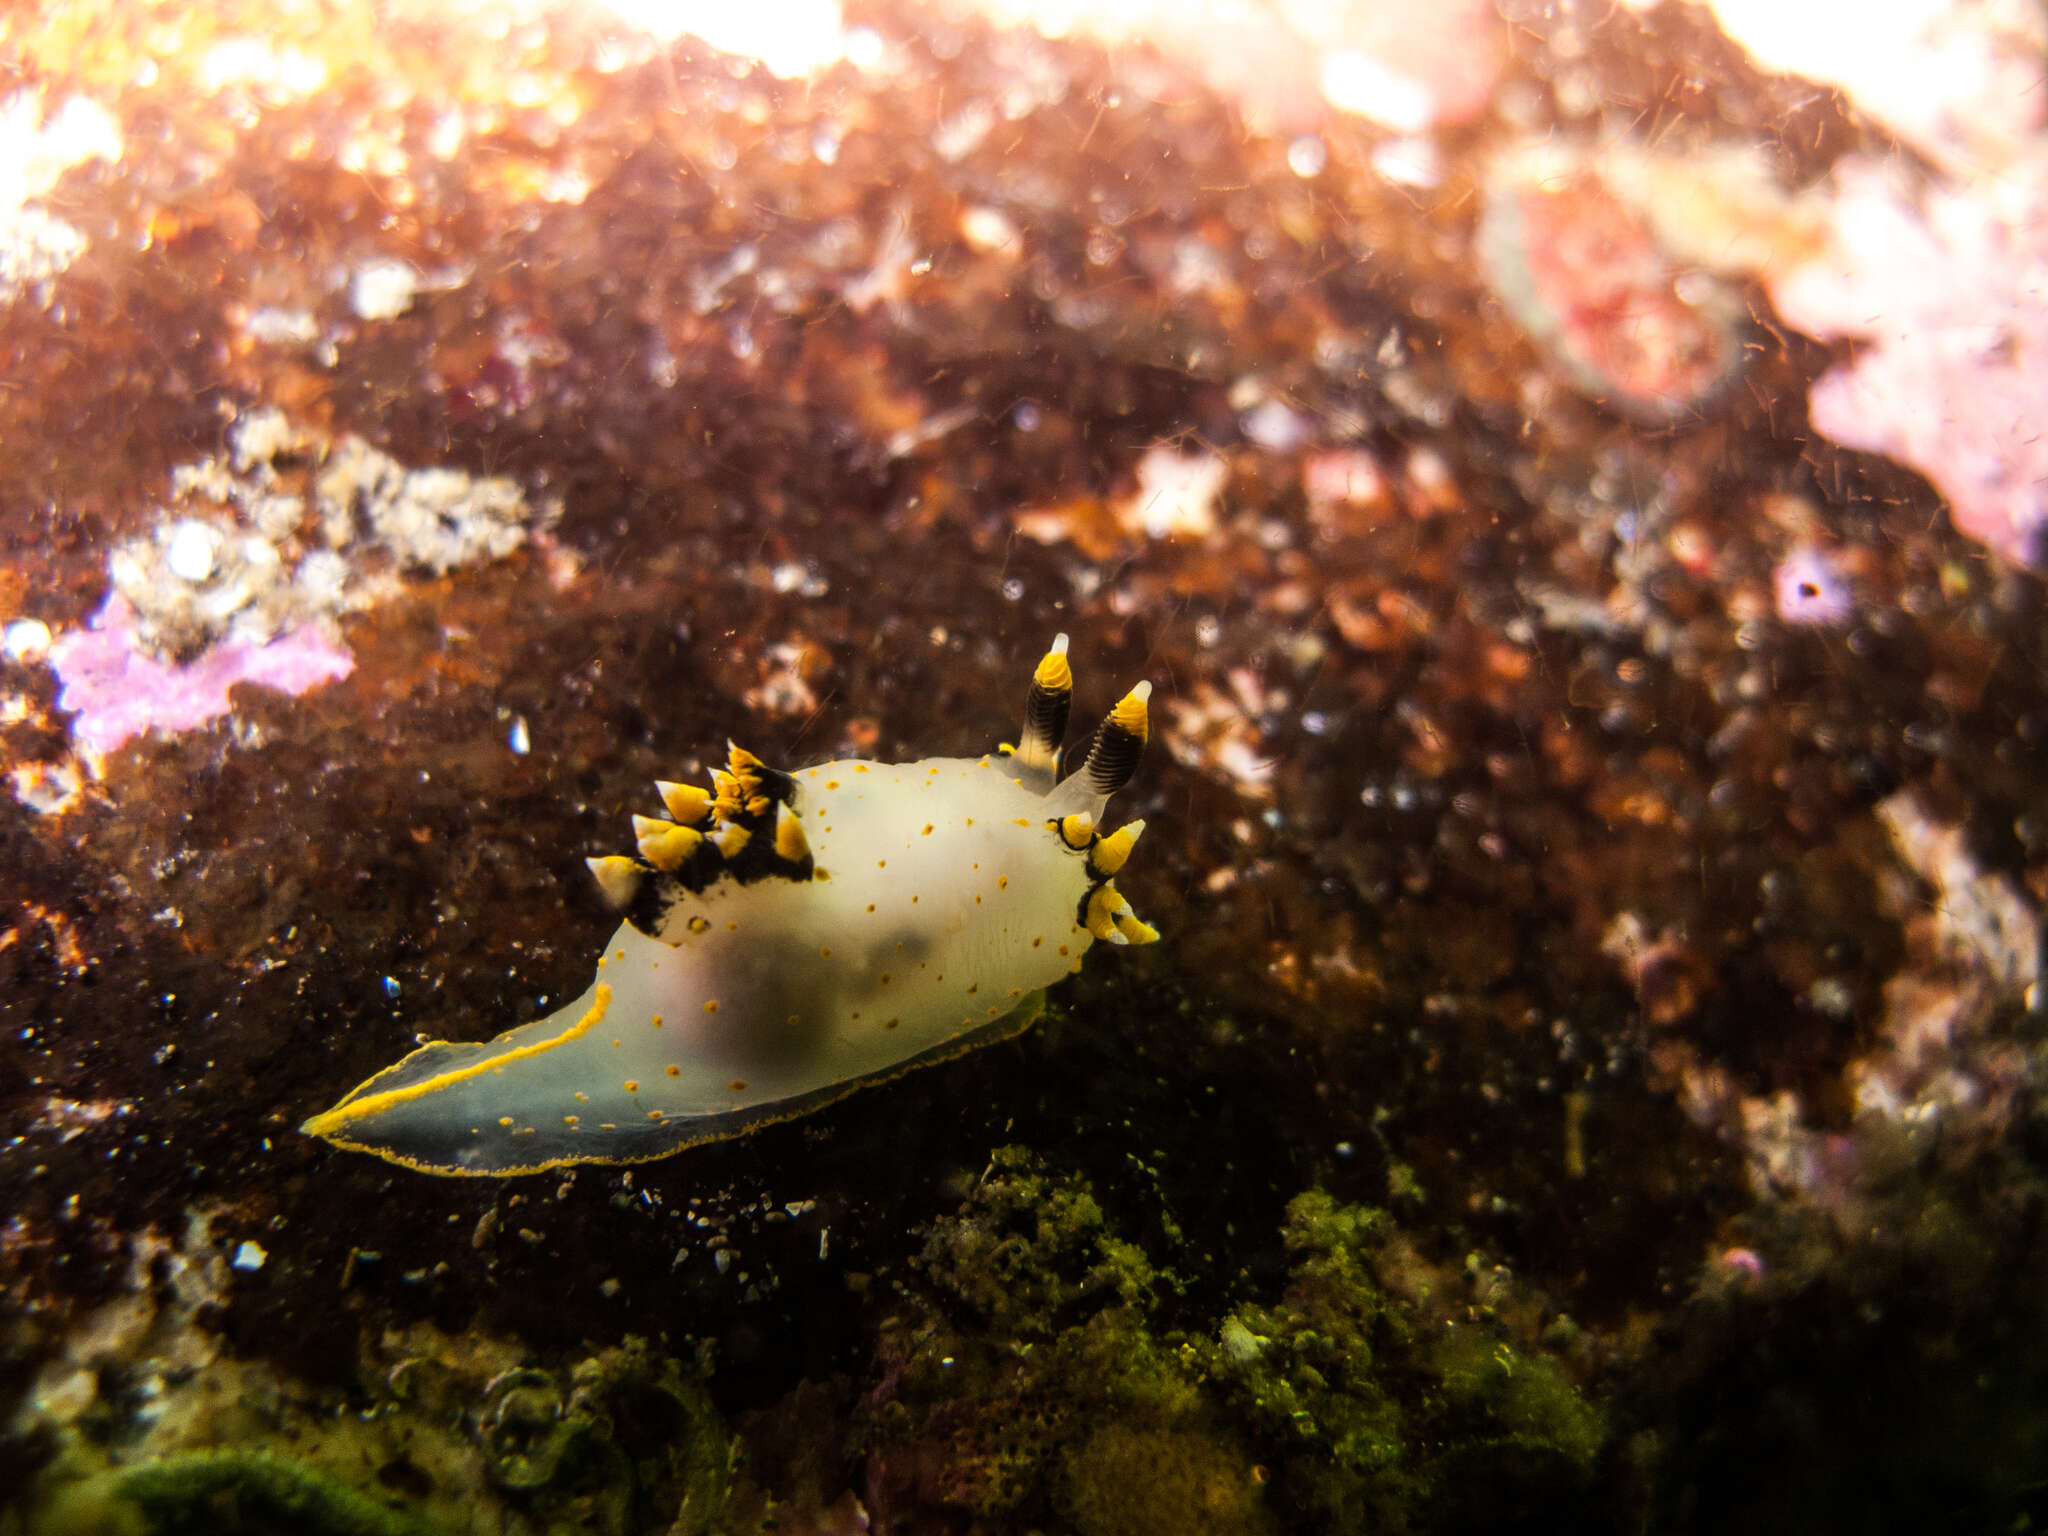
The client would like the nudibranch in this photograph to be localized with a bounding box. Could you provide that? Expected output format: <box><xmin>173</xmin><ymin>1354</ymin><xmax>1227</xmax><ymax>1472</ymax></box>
<box><xmin>302</xmin><ymin>637</ymin><xmax>1158</xmax><ymax>1175</ymax></box>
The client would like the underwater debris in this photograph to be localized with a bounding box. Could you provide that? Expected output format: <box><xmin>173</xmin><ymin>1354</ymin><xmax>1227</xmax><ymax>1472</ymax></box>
<box><xmin>1117</xmin><ymin>444</ymin><xmax>1229</xmax><ymax>541</ymax></box>
<box><xmin>1163</xmin><ymin>677</ymin><xmax>1276</xmax><ymax>800</ymax></box>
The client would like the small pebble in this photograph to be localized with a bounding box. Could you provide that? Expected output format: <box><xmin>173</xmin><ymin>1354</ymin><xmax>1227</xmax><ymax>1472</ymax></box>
<box><xmin>165</xmin><ymin>519</ymin><xmax>218</xmax><ymax>583</ymax></box>
<box><xmin>351</xmin><ymin>258</ymin><xmax>420</xmax><ymax>321</ymax></box>
<box><xmin>2</xmin><ymin>618</ymin><xmax>51</xmax><ymax>660</ymax></box>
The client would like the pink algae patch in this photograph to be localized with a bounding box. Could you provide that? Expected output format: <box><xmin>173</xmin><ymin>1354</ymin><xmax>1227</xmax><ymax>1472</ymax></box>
<box><xmin>1769</xmin><ymin>159</ymin><xmax>2048</xmax><ymax>569</ymax></box>
<box><xmin>48</xmin><ymin>593</ymin><xmax>353</xmax><ymax>757</ymax></box>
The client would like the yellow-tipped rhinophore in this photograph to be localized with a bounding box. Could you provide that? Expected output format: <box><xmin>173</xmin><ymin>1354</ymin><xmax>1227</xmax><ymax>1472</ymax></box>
<box><xmin>1035</xmin><ymin>637</ymin><xmax>1073</xmax><ymax>692</ymax></box>
<box><xmin>1014</xmin><ymin>632</ymin><xmax>1074</xmax><ymax>787</ymax></box>
<box><xmin>656</xmin><ymin>780</ymin><xmax>714</xmax><ymax>825</ymax></box>
<box><xmin>774</xmin><ymin>802</ymin><xmax>810</xmax><ymax>863</ymax></box>
<box><xmin>1088</xmin><ymin>819</ymin><xmax>1145</xmax><ymax>877</ymax></box>
<box><xmin>1109</xmin><ymin>681</ymin><xmax>1150</xmax><ymax>743</ymax></box>
<box><xmin>1072</xmin><ymin>680</ymin><xmax>1151</xmax><ymax>800</ymax></box>
<box><xmin>585</xmin><ymin>855</ymin><xmax>645</xmax><ymax>909</ymax></box>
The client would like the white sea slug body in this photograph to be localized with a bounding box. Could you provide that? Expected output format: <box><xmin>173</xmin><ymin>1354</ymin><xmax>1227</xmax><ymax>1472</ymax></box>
<box><xmin>303</xmin><ymin>636</ymin><xmax>1157</xmax><ymax>1175</ymax></box>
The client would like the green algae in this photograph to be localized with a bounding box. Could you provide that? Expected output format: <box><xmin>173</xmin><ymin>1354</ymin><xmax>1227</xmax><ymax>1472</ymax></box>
<box><xmin>861</xmin><ymin>1148</ymin><xmax>1269</xmax><ymax>1534</ymax></box>
<box><xmin>1058</xmin><ymin>1421</ymin><xmax>1277</xmax><ymax>1536</ymax></box>
<box><xmin>1194</xmin><ymin>1194</ymin><xmax>1417</xmax><ymax>1530</ymax></box>
<box><xmin>13</xmin><ymin>1310</ymin><xmax>734</xmax><ymax>1536</ymax></box>
<box><xmin>1198</xmin><ymin>1191</ymin><xmax>1603</xmax><ymax>1532</ymax></box>
<box><xmin>107</xmin><ymin>1449</ymin><xmax>445</xmax><ymax>1536</ymax></box>
<box><xmin>913</xmin><ymin>1143</ymin><xmax>1160</xmax><ymax>1337</ymax></box>
<box><xmin>863</xmin><ymin>1150</ymin><xmax>1608</xmax><ymax>1536</ymax></box>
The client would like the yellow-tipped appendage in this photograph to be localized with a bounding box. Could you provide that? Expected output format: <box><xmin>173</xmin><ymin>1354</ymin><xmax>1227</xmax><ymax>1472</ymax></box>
<box><xmin>633</xmin><ymin>814</ymin><xmax>704</xmax><ymax>871</ymax></box>
<box><xmin>586</xmin><ymin>855</ymin><xmax>644</xmax><ymax>909</ymax></box>
<box><xmin>1113</xmin><ymin>910</ymin><xmax>1160</xmax><ymax>945</ymax></box>
<box><xmin>774</xmin><ymin>802</ymin><xmax>810</xmax><ymax>862</ymax></box>
<box><xmin>1085</xmin><ymin>883</ymin><xmax>1138</xmax><ymax>944</ymax></box>
<box><xmin>656</xmin><ymin>780</ymin><xmax>714</xmax><ymax>825</ymax></box>
<box><xmin>1089</xmin><ymin>819</ymin><xmax>1145</xmax><ymax>877</ymax></box>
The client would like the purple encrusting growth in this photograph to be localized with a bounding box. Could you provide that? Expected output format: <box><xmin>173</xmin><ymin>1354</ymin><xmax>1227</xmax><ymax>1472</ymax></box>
<box><xmin>1773</xmin><ymin>545</ymin><xmax>1854</xmax><ymax>626</ymax></box>
<box><xmin>48</xmin><ymin>594</ymin><xmax>353</xmax><ymax>757</ymax></box>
